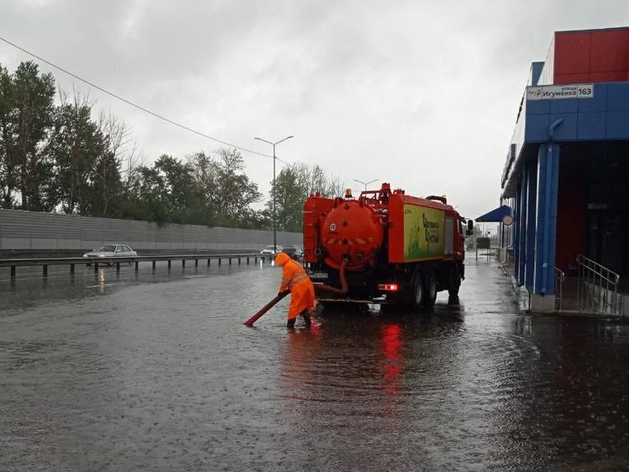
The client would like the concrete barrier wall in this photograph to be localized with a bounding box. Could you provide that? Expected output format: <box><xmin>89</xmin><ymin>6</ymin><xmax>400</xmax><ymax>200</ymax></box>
<box><xmin>0</xmin><ymin>209</ymin><xmax>302</xmax><ymax>254</ymax></box>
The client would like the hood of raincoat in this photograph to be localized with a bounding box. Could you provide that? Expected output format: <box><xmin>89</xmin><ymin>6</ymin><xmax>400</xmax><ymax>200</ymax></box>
<box><xmin>275</xmin><ymin>252</ymin><xmax>290</xmax><ymax>266</ymax></box>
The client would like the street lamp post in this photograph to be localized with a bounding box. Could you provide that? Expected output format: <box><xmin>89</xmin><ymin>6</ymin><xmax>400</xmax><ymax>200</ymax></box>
<box><xmin>354</xmin><ymin>178</ymin><xmax>379</xmax><ymax>191</ymax></box>
<box><xmin>254</xmin><ymin>135</ymin><xmax>294</xmax><ymax>254</ymax></box>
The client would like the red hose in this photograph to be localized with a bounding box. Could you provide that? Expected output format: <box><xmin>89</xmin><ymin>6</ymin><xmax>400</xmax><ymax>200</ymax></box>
<box><xmin>314</xmin><ymin>262</ymin><xmax>348</xmax><ymax>295</ymax></box>
<box><xmin>243</xmin><ymin>291</ymin><xmax>290</xmax><ymax>327</ymax></box>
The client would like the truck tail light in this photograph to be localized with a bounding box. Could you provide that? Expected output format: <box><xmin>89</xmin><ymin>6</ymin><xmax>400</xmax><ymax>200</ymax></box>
<box><xmin>378</xmin><ymin>283</ymin><xmax>399</xmax><ymax>292</ymax></box>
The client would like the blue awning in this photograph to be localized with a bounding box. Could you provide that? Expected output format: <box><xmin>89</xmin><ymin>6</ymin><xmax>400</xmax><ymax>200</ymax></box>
<box><xmin>476</xmin><ymin>205</ymin><xmax>512</xmax><ymax>222</ymax></box>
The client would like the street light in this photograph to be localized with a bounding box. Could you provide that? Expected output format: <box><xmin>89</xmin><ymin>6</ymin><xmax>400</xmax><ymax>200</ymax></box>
<box><xmin>354</xmin><ymin>178</ymin><xmax>379</xmax><ymax>191</ymax></box>
<box><xmin>254</xmin><ymin>135</ymin><xmax>294</xmax><ymax>254</ymax></box>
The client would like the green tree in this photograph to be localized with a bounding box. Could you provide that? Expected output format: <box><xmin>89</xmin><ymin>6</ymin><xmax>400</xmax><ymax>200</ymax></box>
<box><xmin>189</xmin><ymin>148</ymin><xmax>262</xmax><ymax>227</ymax></box>
<box><xmin>48</xmin><ymin>92</ymin><xmax>106</xmax><ymax>214</ymax></box>
<box><xmin>269</xmin><ymin>166</ymin><xmax>307</xmax><ymax>232</ymax></box>
<box><xmin>89</xmin><ymin>148</ymin><xmax>123</xmax><ymax>217</ymax></box>
<box><xmin>268</xmin><ymin>163</ymin><xmax>343</xmax><ymax>232</ymax></box>
<box><xmin>130</xmin><ymin>165</ymin><xmax>170</xmax><ymax>223</ymax></box>
<box><xmin>154</xmin><ymin>154</ymin><xmax>204</xmax><ymax>224</ymax></box>
<box><xmin>0</xmin><ymin>63</ymin><xmax>17</xmax><ymax>208</ymax></box>
<box><xmin>12</xmin><ymin>61</ymin><xmax>55</xmax><ymax>210</ymax></box>
<box><xmin>119</xmin><ymin>155</ymin><xmax>206</xmax><ymax>224</ymax></box>
<box><xmin>212</xmin><ymin>148</ymin><xmax>262</xmax><ymax>225</ymax></box>
<box><xmin>91</xmin><ymin>112</ymin><xmax>130</xmax><ymax>217</ymax></box>
<box><xmin>188</xmin><ymin>151</ymin><xmax>216</xmax><ymax>225</ymax></box>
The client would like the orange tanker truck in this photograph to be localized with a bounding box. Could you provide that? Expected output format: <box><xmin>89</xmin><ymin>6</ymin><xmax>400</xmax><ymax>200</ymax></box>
<box><xmin>303</xmin><ymin>183</ymin><xmax>472</xmax><ymax>308</ymax></box>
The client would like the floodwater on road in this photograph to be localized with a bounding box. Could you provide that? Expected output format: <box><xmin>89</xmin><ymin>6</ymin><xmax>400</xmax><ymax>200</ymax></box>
<box><xmin>1</xmin><ymin>258</ymin><xmax>629</xmax><ymax>471</ymax></box>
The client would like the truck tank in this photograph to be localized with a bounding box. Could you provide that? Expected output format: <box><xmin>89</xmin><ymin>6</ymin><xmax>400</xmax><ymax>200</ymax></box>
<box><xmin>319</xmin><ymin>199</ymin><xmax>384</xmax><ymax>271</ymax></box>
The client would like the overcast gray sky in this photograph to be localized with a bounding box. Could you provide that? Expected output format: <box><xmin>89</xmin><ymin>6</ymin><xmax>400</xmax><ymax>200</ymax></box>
<box><xmin>1</xmin><ymin>0</ymin><xmax>628</xmax><ymax>219</ymax></box>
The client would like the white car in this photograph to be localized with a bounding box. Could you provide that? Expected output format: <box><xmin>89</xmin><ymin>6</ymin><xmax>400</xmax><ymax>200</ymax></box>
<box><xmin>260</xmin><ymin>245</ymin><xmax>282</xmax><ymax>256</ymax></box>
<box><xmin>83</xmin><ymin>244</ymin><xmax>138</xmax><ymax>262</ymax></box>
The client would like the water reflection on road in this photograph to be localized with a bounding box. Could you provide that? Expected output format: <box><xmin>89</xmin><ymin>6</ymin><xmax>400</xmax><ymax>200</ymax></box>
<box><xmin>1</xmin><ymin>259</ymin><xmax>629</xmax><ymax>471</ymax></box>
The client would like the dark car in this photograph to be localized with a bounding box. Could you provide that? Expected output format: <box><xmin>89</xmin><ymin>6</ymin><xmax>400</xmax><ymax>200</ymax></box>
<box><xmin>282</xmin><ymin>245</ymin><xmax>303</xmax><ymax>261</ymax></box>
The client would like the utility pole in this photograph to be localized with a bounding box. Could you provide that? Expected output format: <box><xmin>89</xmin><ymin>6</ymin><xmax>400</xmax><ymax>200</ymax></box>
<box><xmin>254</xmin><ymin>135</ymin><xmax>294</xmax><ymax>254</ymax></box>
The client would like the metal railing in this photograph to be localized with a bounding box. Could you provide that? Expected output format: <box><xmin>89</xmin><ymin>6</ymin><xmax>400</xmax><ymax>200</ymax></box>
<box><xmin>0</xmin><ymin>252</ymin><xmax>273</xmax><ymax>282</ymax></box>
<box><xmin>554</xmin><ymin>267</ymin><xmax>565</xmax><ymax>311</ymax></box>
<box><xmin>576</xmin><ymin>254</ymin><xmax>622</xmax><ymax>315</ymax></box>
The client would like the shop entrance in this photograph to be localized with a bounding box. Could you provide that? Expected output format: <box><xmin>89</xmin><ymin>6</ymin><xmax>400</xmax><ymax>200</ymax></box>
<box><xmin>556</xmin><ymin>142</ymin><xmax>629</xmax><ymax>277</ymax></box>
<box><xmin>586</xmin><ymin>209</ymin><xmax>627</xmax><ymax>276</ymax></box>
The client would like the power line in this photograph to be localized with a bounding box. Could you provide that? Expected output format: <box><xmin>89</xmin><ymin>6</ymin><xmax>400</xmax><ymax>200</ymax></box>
<box><xmin>0</xmin><ymin>35</ymin><xmax>290</xmax><ymax>162</ymax></box>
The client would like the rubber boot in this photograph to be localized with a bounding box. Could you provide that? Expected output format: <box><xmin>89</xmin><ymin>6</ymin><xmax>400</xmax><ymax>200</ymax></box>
<box><xmin>302</xmin><ymin>312</ymin><xmax>312</xmax><ymax>328</ymax></box>
<box><xmin>287</xmin><ymin>318</ymin><xmax>296</xmax><ymax>329</ymax></box>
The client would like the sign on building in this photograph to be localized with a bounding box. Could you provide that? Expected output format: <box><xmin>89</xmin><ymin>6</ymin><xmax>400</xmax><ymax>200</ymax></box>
<box><xmin>526</xmin><ymin>84</ymin><xmax>594</xmax><ymax>100</ymax></box>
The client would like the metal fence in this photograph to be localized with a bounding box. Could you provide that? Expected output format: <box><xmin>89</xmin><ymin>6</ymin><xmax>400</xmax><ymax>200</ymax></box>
<box><xmin>1</xmin><ymin>253</ymin><xmax>273</xmax><ymax>282</ymax></box>
<box><xmin>475</xmin><ymin>237</ymin><xmax>498</xmax><ymax>261</ymax></box>
<box><xmin>0</xmin><ymin>209</ymin><xmax>302</xmax><ymax>254</ymax></box>
<box><xmin>576</xmin><ymin>254</ymin><xmax>623</xmax><ymax>315</ymax></box>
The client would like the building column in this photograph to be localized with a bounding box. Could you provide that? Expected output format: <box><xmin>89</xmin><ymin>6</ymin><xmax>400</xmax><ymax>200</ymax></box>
<box><xmin>517</xmin><ymin>164</ymin><xmax>528</xmax><ymax>285</ymax></box>
<box><xmin>513</xmin><ymin>180</ymin><xmax>521</xmax><ymax>280</ymax></box>
<box><xmin>525</xmin><ymin>161</ymin><xmax>537</xmax><ymax>292</ymax></box>
<box><xmin>531</xmin><ymin>143</ymin><xmax>560</xmax><ymax>312</ymax></box>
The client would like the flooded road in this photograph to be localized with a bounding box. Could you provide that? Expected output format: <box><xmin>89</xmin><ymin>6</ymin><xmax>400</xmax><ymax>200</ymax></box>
<box><xmin>1</xmin><ymin>258</ymin><xmax>629</xmax><ymax>471</ymax></box>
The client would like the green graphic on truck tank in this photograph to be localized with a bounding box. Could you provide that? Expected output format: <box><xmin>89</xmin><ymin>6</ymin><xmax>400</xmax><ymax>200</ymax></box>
<box><xmin>403</xmin><ymin>204</ymin><xmax>445</xmax><ymax>260</ymax></box>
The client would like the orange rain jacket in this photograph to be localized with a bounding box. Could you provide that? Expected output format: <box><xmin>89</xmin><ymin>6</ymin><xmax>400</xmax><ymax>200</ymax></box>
<box><xmin>275</xmin><ymin>252</ymin><xmax>316</xmax><ymax>320</ymax></box>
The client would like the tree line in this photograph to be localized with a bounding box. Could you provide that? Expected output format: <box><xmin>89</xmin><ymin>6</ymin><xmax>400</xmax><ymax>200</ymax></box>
<box><xmin>0</xmin><ymin>61</ymin><xmax>343</xmax><ymax>231</ymax></box>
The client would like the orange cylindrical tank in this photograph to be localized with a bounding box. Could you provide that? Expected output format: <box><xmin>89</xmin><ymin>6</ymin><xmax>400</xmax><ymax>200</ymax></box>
<box><xmin>320</xmin><ymin>199</ymin><xmax>384</xmax><ymax>270</ymax></box>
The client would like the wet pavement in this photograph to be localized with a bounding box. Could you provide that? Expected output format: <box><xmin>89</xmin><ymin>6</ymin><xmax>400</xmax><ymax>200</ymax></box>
<box><xmin>1</xmin><ymin>257</ymin><xmax>629</xmax><ymax>471</ymax></box>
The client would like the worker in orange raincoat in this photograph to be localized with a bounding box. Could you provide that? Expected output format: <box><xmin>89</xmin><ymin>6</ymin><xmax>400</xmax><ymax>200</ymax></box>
<box><xmin>275</xmin><ymin>252</ymin><xmax>315</xmax><ymax>328</ymax></box>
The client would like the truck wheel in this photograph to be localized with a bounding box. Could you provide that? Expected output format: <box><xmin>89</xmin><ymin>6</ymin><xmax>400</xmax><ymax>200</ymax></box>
<box><xmin>423</xmin><ymin>271</ymin><xmax>437</xmax><ymax>307</ymax></box>
<box><xmin>411</xmin><ymin>270</ymin><xmax>424</xmax><ymax>310</ymax></box>
<box><xmin>448</xmin><ymin>267</ymin><xmax>461</xmax><ymax>297</ymax></box>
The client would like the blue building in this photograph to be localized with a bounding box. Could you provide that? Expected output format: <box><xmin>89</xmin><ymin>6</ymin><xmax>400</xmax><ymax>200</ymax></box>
<box><xmin>500</xmin><ymin>27</ymin><xmax>629</xmax><ymax>313</ymax></box>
